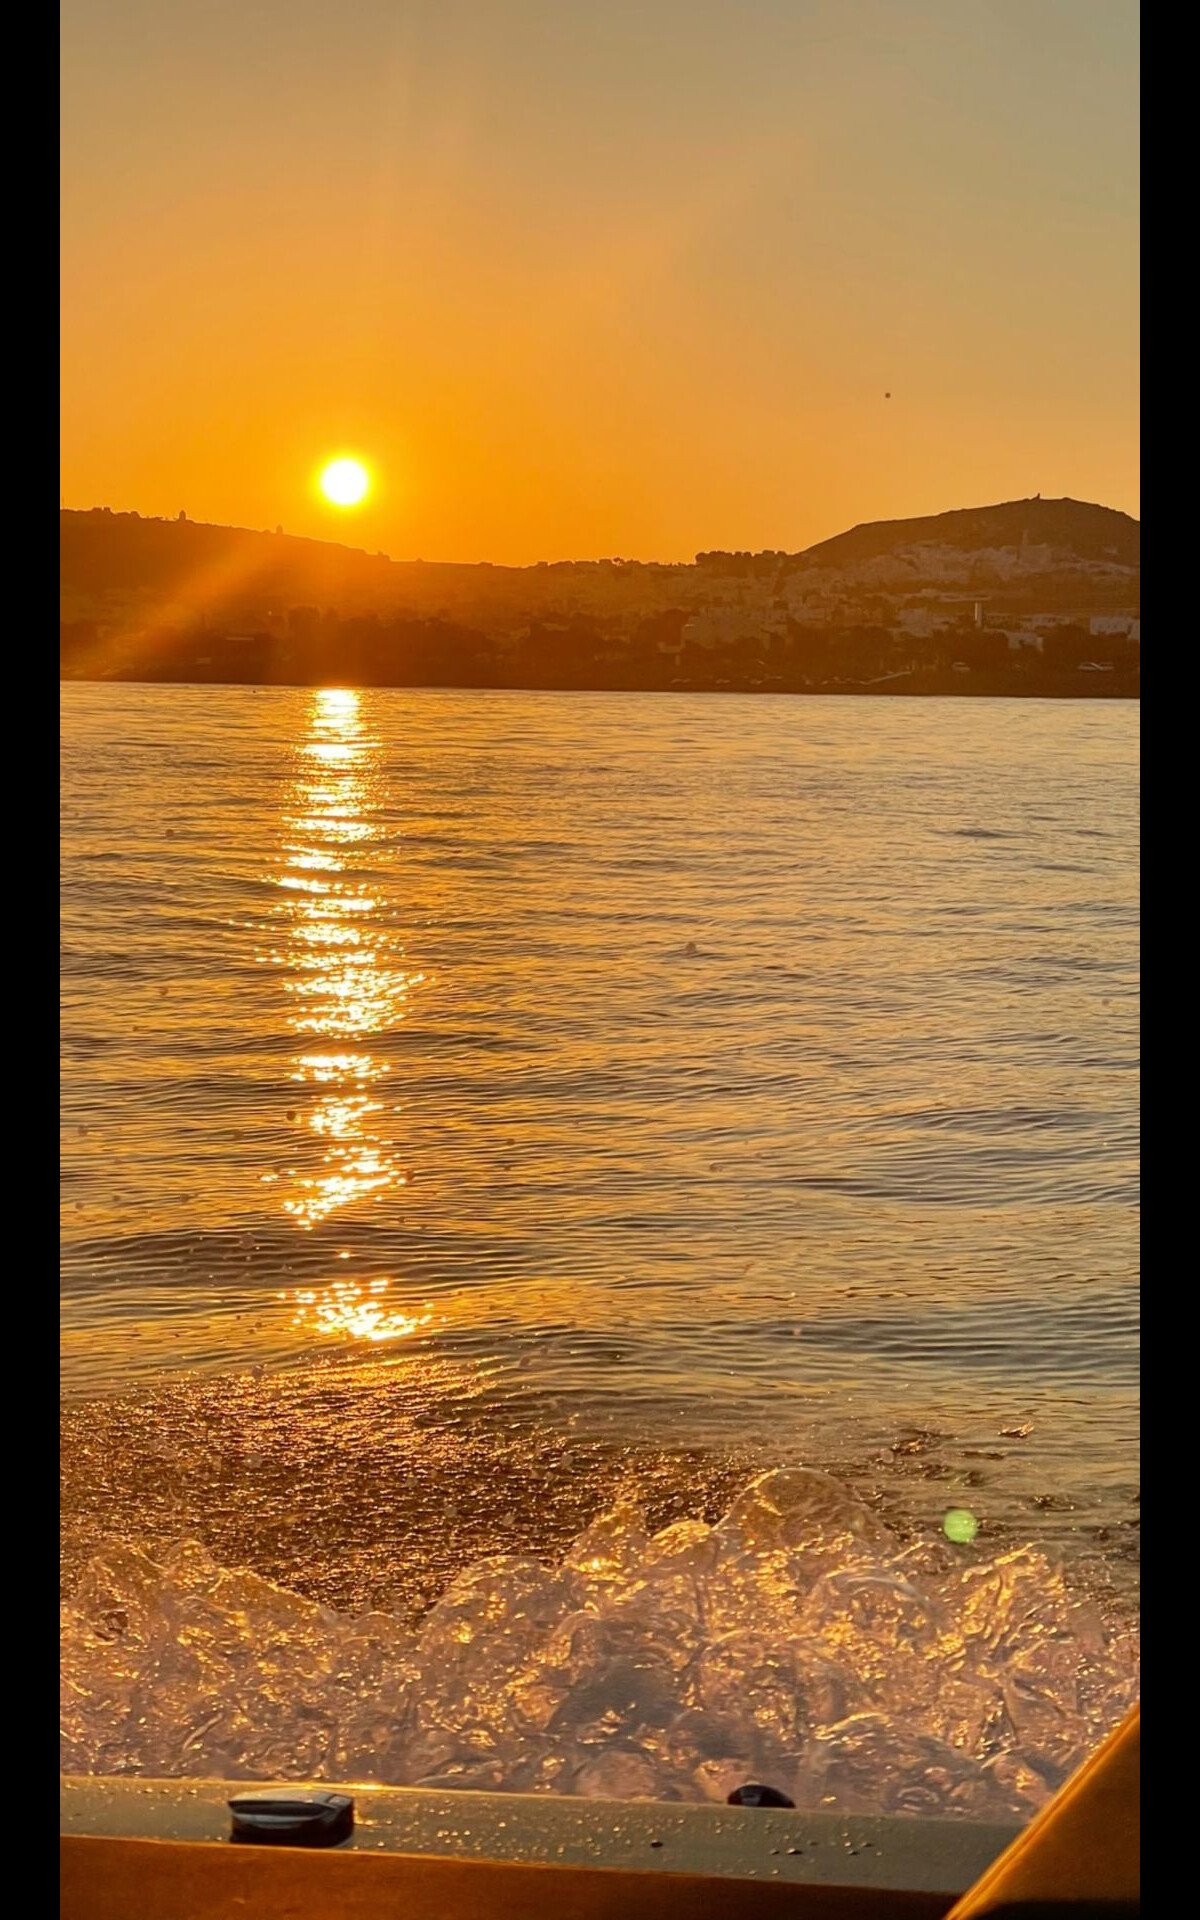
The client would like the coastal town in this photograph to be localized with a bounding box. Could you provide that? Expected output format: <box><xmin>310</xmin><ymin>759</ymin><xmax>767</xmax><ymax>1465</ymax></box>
<box><xmin>60</xmin><ymin>496</ymin><xmax>1139</xmax><ymax>696</ymax></box>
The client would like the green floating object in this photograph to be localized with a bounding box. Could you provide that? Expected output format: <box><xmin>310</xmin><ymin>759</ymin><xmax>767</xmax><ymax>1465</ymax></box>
<box><xmin>943</xmin><ymin>1507</ymin><xmax>980</xmax><ymax>1544</ymax></box>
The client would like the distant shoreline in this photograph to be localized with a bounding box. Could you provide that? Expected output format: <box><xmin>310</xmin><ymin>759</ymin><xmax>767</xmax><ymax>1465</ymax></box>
<box><xmin>59</xmin><ymin>670</ymin><xmax>1139</xmax><ymax>700</ymax></box>
<box><xmin>60</xmin><ymin>502</ymin><xmax>1140</xmax><ymax>699</ymax></box>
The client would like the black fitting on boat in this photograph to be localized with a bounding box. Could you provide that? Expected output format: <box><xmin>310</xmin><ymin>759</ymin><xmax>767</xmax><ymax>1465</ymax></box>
<box><xmin>726</xmin><ymin>1782</ymin><xmax>796</xmax><ymax>1808</ymax></box>
<box><xmin>228</xmin><ymin>1790</ymin><xmax>354</xmax><ymax>1847</ymax></box>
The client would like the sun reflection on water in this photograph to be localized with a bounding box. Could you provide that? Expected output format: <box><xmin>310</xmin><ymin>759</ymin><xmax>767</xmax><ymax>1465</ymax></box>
<box><xmin>286</xmin><ymin>1276</ymin><xmax>432</xmax><ymax>1344</ymax></box>
<box><xmin>263</xmin><ymin>689</ymin><xmax>426</xmax><ymax>1244</ymax></box>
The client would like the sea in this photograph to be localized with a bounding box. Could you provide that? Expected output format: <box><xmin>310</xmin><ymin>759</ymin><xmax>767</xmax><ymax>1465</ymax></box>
<box><xmin>60</xmin><ymin>683</ymin><xmax>1139</xmax><ymax>1809</ymax></box>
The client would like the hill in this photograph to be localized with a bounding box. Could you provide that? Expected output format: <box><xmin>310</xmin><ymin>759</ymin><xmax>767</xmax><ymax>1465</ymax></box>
<box><xmin>793</xmin><ymin>497</ymin><xmax>1139</xmax><ymax>572</ymax></box>
<box><xmin>60</xmin><ymin>496</ymin><xmax>1140</xmax><ymax>609</ymax></box>
<box><xmin>61</xmin><ymin>509</ymin><xmax>464</xmax><ymax>612</ymax></box>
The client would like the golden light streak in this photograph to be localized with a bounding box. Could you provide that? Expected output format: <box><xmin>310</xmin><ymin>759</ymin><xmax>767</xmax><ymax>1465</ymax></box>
<box><xmin>260</xmin><ymin>687</ymin><xmax>426</xmax><ymax>1236</ymax></box>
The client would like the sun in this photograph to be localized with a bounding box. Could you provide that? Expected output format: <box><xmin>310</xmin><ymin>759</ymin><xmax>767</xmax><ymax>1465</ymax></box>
<box><xmin>318</xmin><ymin>457</ymin><xmax>370</xmax><ymax>509</ymax></box>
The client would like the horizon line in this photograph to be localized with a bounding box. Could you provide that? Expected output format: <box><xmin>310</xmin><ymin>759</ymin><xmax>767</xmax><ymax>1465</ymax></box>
<box><xmin>59</xmin><ymin>490</ymin><xmax>1141</xmax><ymax>574</ymax></box>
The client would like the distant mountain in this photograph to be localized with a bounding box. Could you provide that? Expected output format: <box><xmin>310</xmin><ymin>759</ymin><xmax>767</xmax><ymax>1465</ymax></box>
<box><xmin>60</xmin><ymin>509</ymin><xmax>419</xmax><ymax>609</ymax></box>
<box><xmin>792</xmin><ymin>496</ymin><xmax>1139</xmax><ymax>572</ymax></box>
<box><xmin>60</xmin><ymin>496</ymin><xmax>1139</xmax><ymax>606</ymax></box>
<box><xmin>60</xmin><ymin>495</ymin><xmax>1139</xmax><ymax>697</ymax></box>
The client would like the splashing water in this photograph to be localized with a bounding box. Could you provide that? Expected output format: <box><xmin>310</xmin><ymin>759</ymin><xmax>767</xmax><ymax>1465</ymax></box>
<box><xmin>60</xmin><ymin>1468</ymin><xmax>1137</xmax><ymax>1820</ymax></box>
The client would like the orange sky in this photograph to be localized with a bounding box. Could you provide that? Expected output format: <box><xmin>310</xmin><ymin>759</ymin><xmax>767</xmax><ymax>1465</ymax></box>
<box><xmin>61</xmin><ymin>1</ymin><xmax>1138</xmax><ymax>565</ymax></box>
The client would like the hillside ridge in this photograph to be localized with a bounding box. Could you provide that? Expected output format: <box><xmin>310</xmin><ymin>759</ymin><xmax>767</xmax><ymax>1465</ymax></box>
<box><xmin>61</xmin><ymin>493</ymin><xmax>1140</xmax><ymax>593</ymax></box>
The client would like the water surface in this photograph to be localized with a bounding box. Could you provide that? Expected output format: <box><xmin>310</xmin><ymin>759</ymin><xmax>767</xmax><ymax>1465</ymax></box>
<box><xmin>60</xmin><ymin>685</ymin><xmax>1139</xmax><ymax>1617</ymax></box>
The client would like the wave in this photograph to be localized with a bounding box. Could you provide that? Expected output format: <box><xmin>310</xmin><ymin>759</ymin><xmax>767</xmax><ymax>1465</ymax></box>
<box><xmin>60</xmin><ymin>1466</ymin><xmax>1137</xmax><ymax>1819</ymax></box>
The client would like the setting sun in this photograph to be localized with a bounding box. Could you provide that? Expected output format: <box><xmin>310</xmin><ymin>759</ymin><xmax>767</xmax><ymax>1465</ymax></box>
<box><xmin>319</xmin><ymin>457</ymin><xmax>370</xmax><ymax>509</ymax></box>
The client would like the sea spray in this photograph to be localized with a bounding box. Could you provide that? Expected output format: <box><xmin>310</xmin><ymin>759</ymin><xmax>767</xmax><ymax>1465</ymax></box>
<box><xmin>60</xmin><ymin>1467</ymin><xmax>1138</xmax><ymax>1818</ymax></box>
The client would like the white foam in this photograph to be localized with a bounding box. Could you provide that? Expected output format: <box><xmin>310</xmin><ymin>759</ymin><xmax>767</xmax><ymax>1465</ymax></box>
<box><xmin>60</xmin><ymin>1467</ymin><xmax>1137</xmax><ymax>1818</ymax></box>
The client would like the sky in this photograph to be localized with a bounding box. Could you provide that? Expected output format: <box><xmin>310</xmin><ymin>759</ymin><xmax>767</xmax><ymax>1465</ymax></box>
<box><xmin>60</xmin><ymin>0</ymin><xmax>1139</xmax><ymax>565</ymax></box>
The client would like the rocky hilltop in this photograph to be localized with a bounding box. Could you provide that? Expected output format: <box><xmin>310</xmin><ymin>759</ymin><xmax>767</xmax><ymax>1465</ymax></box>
<box><xmin>792</xmin><ymin>496</ymin><xmax>1138</xmax><ymax>572</ymax></box>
